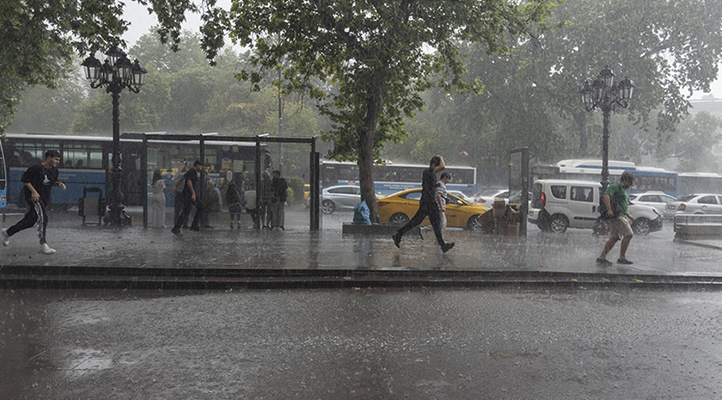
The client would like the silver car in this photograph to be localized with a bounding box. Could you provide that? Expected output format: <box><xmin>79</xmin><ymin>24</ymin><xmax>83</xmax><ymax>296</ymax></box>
<box><xmin>317</xmin><ymin>185</ymin><xmax>362</xmax><ymax>214</ymax></box>
<box><xmin>628</xmin><ymin>191</ymin><xmax>677</xmax><ymax>215</ymax></box>
<box><xmin>664</xmin><ymin>193</ymin><xmax>722</xmax><ymax>218</ymax></box>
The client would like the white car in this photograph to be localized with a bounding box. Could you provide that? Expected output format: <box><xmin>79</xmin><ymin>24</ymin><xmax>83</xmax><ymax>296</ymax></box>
<box><xmin>664</xmin><ymin>193</ymin><xmax>722</xmax><ymax>219</ymax></box>
<box><xmin>473</xmin><ymin>188</ymin><xmax>509</xmax><ymax>205</ymax></box>
<box><xmin>448</xmin><ymin>190</ymin><xmax>473</xmax><ymax>203</ymax></box>
<box><xmin>473</xmin><ymin>189</ymin><xmax>531</xmax><ymax>206</ymax></box>
<box><xmin>628</xmin><ymin>191</ymin><xmax>677</xmax><ymax>215</ymax></box>
<box><xmin>528</xmin><ymin>179</ymin><xmax>663</xmax><ymax>235</ymax></box>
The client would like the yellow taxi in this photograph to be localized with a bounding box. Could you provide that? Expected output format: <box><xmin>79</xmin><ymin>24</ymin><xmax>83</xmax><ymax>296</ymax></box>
<box><xmin>377</xmin><ymin>188</ymin><xmax>491</xmax><ymax>231</ymax></box>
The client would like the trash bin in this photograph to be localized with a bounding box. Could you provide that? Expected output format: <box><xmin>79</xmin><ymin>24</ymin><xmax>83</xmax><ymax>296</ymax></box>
<box><xmin>79</xmin><ymin>187</ymin><xmax>105</xmax><ymax>226</ymax></box>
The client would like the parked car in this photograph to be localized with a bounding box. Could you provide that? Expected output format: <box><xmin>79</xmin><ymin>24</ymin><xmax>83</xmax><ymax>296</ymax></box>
<box><xmin>448</xmin><ymin>190</ymin><xmax>473</xmax><ymax>203</ymax></box>
<box><xmin>628</xmin><ymin>191</ymin><xmax>677</xmax><ymax>215</ymax></box>
<box><xmin>528</xmin><ymin>179</ymin><xmax>663</xmax><ymax>235</ymax></box>
<box><xmin>317</xmin><ymin>185</ymin><xmax>362</xmax><ymax>214</ymax></box>
<box><xmin>377</xmin><ymin>188</ymin><xmax>491</xmax><ymax>230</ymax></box>
<box><xmin>473</xmin><ymin>189</ymin><xmax>531</xmax><ymax>207</ymax></box>
<box><xmin>663</xmin><ymin>193</ymin><xmax>722</xmax><ymax>219</ymax></box>
<box><xmin>473</xmin><ymin>188</ymin><xmax>509</xmax><ymax>205</ymax></box>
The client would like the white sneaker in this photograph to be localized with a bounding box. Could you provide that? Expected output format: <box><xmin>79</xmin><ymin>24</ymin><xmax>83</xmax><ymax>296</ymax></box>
<box><xmin>39</xmin><ymin>243</ymin><xmax>56</xmax><ymax>255</ymax></box>
<box><xmin>1</xmin><ymin>229</ymin><xmax>9</xmax><ymax>247</ymax></box>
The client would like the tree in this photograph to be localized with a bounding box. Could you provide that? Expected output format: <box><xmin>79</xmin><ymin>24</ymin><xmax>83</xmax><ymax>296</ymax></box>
<box><xmin>523</xmin><ymin>0</ymin><xmax>722</xmax><ymax>155</ymax></box>
<box><xmin>658</xmin><ymin>111</ymin><xmax>722</xmax><ymax>172</ymax></box>
<box><xmin>200</xmin><ymin>0</ymin><xmax>556</xmax><ymax>220</ymax></box>
<box><xmin>5</xmin><ymin>70</ymin><xmax>86</xmax><ymax>134</ymax></box>
<box><xmin>0</xmin><ymin>0</ymin><xmax>201</xmax><ymax>134</ymax></box>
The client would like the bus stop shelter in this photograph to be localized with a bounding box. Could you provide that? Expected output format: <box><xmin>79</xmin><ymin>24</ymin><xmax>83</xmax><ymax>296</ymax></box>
<box><xmin>121</xmin><ymin>133</ymin><xmax>321</xmax><ymax>231</ymax></box>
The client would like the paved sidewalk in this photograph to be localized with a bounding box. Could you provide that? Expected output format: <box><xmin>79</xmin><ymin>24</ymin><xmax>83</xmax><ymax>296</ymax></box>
<box><xmin>2</xmin><ymin>208</ymin><xmax>722</xmax><ymax>288</ymax></box>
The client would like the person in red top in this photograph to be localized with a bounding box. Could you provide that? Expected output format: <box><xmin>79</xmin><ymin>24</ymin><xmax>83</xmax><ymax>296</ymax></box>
<box><xmin>392</xmin><ymin>155</ymin><xmax>455</xmax><ymax>253</ymax></box>
<box><xmin>2</xmin><ymin>150</ymin><xmax>67</xmax><ymax>254</ymax></box>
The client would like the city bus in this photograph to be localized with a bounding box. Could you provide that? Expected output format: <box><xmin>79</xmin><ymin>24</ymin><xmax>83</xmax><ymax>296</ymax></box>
<box><xmin>678</xmin><ymin>172</ymin><xmax>722</xmax><ymax>196</ymax></box>
<box><xmin>1</xmin><ymin>133</ymin><xmax>268</xmax><ymax>209</ymax></box>
<box><xmin>320</xmin><ymin>160</ymin><xmax>477</xmax><ymax>196</ymax></box>
<box><xmin>531</xmin><ymin>159</ymin><xmax>679</xmax><ymax>197</ymax></box>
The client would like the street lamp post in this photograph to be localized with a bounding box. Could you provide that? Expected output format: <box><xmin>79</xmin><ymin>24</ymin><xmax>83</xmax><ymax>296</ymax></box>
<box><xmin>81</xmin><ymin>46</ymin><xmax>147</xmax><ymax>226</ymax></box>
<box><xmin>580</xmin><ymin>66</ymin><xmax>634</xmax><ymax>190</ymax></box>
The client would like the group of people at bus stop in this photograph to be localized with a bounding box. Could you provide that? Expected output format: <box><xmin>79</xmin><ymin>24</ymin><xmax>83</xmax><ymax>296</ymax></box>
<box><xmin>165</xmin><ymin>161</ymin><xmax>288</xmax><ymax>236</ymax></box>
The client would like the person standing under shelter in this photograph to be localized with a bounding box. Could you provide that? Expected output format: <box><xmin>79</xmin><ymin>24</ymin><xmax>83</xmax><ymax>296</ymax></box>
<box><xmin>597</xmin><ymin>171</ymin><xmax>636</xmax><ymax>265</ymax></box>
<box><xmin>226</xmin><ymin>182</ymin><xmax>243</xmax><ymax>229</ymax></box>
<box><xmin>271</xmin><ymin>170</ymin><xmax>288</xmax><ymax>230</ymax></box>
<box><xmin>2</xmin><ymin>150</ymin><xmax>67</xmax><ymax>254</ymax></box>
<box><xmin>260</xmin><ymin>170</ymin><xmax>273</xmax><ymax>229</ymax></box>
<box><xmin>244</xmin><ymin>183</ymin><xmax>259</xmax><ymax>228</ymax></box>
<box><xmin>392</xmin><ymin>155</ymin><xmax>455</xmax><ymax>253</ymax></box>
<box><xmin>202</xmin><ymin>179</ymin><xmax>222</xmax><ymax>229</ymax></box>
<box><xmin>171</xmin><ymin>160</ymin><xmax>204</xmax><ymax>236</ymax></box>
<box><xmin>150</xmin><ymin>169</ymin><xmax>167</xmax><ymax>228</ymax></box>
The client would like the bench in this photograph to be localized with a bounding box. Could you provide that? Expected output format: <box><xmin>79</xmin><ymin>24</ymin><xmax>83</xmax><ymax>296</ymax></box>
<box><xmin>342</xmin><ymin>222</ymin><xmax>423</xmax><ymax>238</ymax></box>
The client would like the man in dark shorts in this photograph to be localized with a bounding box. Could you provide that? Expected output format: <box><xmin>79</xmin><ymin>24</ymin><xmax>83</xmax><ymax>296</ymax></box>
<box><xmin>170</xmin><ymin>160</ymin><xmax>204</xmax><ymax>236</ymax></box>
<box><xmin>392</xmin><ymin>155</ymin><xmax>455</xmax><ymax>253</ymax></box>
<box><xmin>2</xmin><ymin>150</ymin><xmax>67</xmax><ymax>254</ymax></box>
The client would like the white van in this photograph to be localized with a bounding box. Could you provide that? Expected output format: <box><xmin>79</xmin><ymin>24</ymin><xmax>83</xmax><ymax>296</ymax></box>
<box><xmin>528</xmin><ymin>179</ymin><xmax>663</xmax><ymax>235</ymax></box>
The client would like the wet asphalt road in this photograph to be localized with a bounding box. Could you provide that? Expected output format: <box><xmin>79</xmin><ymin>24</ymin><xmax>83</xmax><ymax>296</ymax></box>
<box><xmin>3</xmin><ymin>287</ymin><xmax>722</xmax><ymax>399</ymax></box>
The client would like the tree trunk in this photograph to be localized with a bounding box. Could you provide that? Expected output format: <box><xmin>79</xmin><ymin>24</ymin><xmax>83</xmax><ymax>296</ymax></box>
<box><xmin>573</xmin><ymin>111</ymin><xmax>589</xmax><ymax>155</ymax></box>
<box><xmin>358</xmin><ymin>69</ymin><xmax>387</xmax><ymax>224</ymax></box>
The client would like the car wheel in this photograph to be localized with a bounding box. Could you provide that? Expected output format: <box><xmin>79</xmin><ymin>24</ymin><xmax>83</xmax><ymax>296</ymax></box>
<box><xmin>321</xmin><ymin>200</ymin><xmax>335</xmax><ymax>214</ymax></box>
<box><xmin>632</xmin><ymin>217</ymin><xmax>651</xmax><ymax>236</ymax></box>
<box><xmin>549</xmin><ymin>214</ymin><xmax>569</xmax><ymax>233</ymax></box>
<box><xmin>466</xmin><ymin>215</ymin><xmax>483</xmax><ymax>231</ymax></box>
<box><xmin>390</xmin><ymin>212</ymin><xmax>409</xmax><ymax>224</ymax></box>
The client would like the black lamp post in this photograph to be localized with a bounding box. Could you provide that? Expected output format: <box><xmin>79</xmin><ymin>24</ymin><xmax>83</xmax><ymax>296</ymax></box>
<box><xmin>81</xmin><ymin>46</ymin><xmax>147</xmax><ymax>226</ymax></box>
<box><xmin>580</xmin><ymin>66</ymin><xmax>634</xmax><ymax>190</ymax></box>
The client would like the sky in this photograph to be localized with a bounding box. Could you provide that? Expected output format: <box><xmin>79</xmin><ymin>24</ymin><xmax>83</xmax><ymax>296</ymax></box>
<box><xmin>121</xmin><ymin>1</ymin><xmax>722</xmax><ymax>100</ymax></box>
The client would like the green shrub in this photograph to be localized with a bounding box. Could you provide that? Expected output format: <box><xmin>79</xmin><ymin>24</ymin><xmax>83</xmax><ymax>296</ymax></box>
<box><xmin>286</xmin><ymin>177</ymin><xmax>305</xmax><ymax>206</ymax></box>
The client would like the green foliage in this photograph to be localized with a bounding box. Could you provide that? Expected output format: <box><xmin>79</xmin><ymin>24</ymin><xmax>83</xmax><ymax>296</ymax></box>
<box><xmin>199</xmin><ymin>0</ymin><xmax>556</xmax><ymax>218</ymax></box>
<box><xmin>383</xmin><ymin>0</ymin><xmax>722</xmax><ymax>179</ymax></box>
<box><xmin>285</xmin><ymin>177</ymin><xmax>305</xmax><ymax>206</ymax></box>
<box><xmin>659</xmin><ymin>112</ymin><xmax>722</xmax><ymax>172</ymax></box>
<box><xmin>0</xmin><ymin>0</ymin><xmax>199</xmax><ymax>134</ymax></box>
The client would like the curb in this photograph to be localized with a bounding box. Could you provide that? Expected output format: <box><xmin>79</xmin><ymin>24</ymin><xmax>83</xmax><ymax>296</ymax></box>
<box><xmin>3</xmin><ymin>265</ymin><xmax>722</xmax><ymax>290</ymax></box>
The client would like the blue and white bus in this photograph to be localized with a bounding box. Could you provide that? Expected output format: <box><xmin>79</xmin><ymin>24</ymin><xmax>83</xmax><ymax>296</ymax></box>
<box><xmin>531</xmin><ymin>159</ymin><xmax>679</xmax><ymax>197</ymax></box>
<box><xmin>1</xmin><ymin>133</ymin><xmax>266</xmax><ymax>209</ymax></box>
<box><xmin>678</xmin><ymin>172</ymin><xmax>722</xmax><ymax>196</ymax></box>
<box><xmin>320</xmin><ymin>160</ymin><xmax>477</xmax><ymax>196</ymax></box>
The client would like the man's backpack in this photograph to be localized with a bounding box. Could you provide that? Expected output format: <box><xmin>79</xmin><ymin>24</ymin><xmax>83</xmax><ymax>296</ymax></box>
<box><xmin>599</xmin><ymin>197</ymin><xmax>622</xmax><ymax>219</ymax></box>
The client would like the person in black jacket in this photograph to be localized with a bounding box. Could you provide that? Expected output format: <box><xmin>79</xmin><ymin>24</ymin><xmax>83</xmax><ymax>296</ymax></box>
<box><xmin>170</xmin><ymin>161</ymin><xmax>203</xmax><ymax>236</ymax></box>
<box><xmin>392</xmin><ymin>155</ymin><xmax>454</xmax><ymax>253</ymax></box>
<box><xmin>270</xmin><ymin>170</ymin><xmax>288</xmax><ymax>230</ymax></box>
<box><xmin>2</xmin><ymin>150</ymin><xmax>67</xmax><ymax>254</ymax></box>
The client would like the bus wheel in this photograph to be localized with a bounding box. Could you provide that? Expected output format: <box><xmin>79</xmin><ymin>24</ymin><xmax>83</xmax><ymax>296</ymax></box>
<box><xmin>390</xmin><ymin>213</ymin><xmax>409</xmax><ymax>224</ymax></box>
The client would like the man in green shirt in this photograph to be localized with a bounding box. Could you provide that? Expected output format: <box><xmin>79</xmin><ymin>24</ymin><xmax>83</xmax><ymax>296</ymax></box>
<box><xmin>597</xmin><ymin>172</ymin><xmax>636</xmax><ymax>265</ymax></box>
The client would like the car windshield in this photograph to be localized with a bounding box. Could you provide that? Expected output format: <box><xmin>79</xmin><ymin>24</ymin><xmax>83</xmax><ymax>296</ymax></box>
<box><xmin>679</xmin><ymin>194</ymin><xmax>697</xmax><ymax>202</ymax></box>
